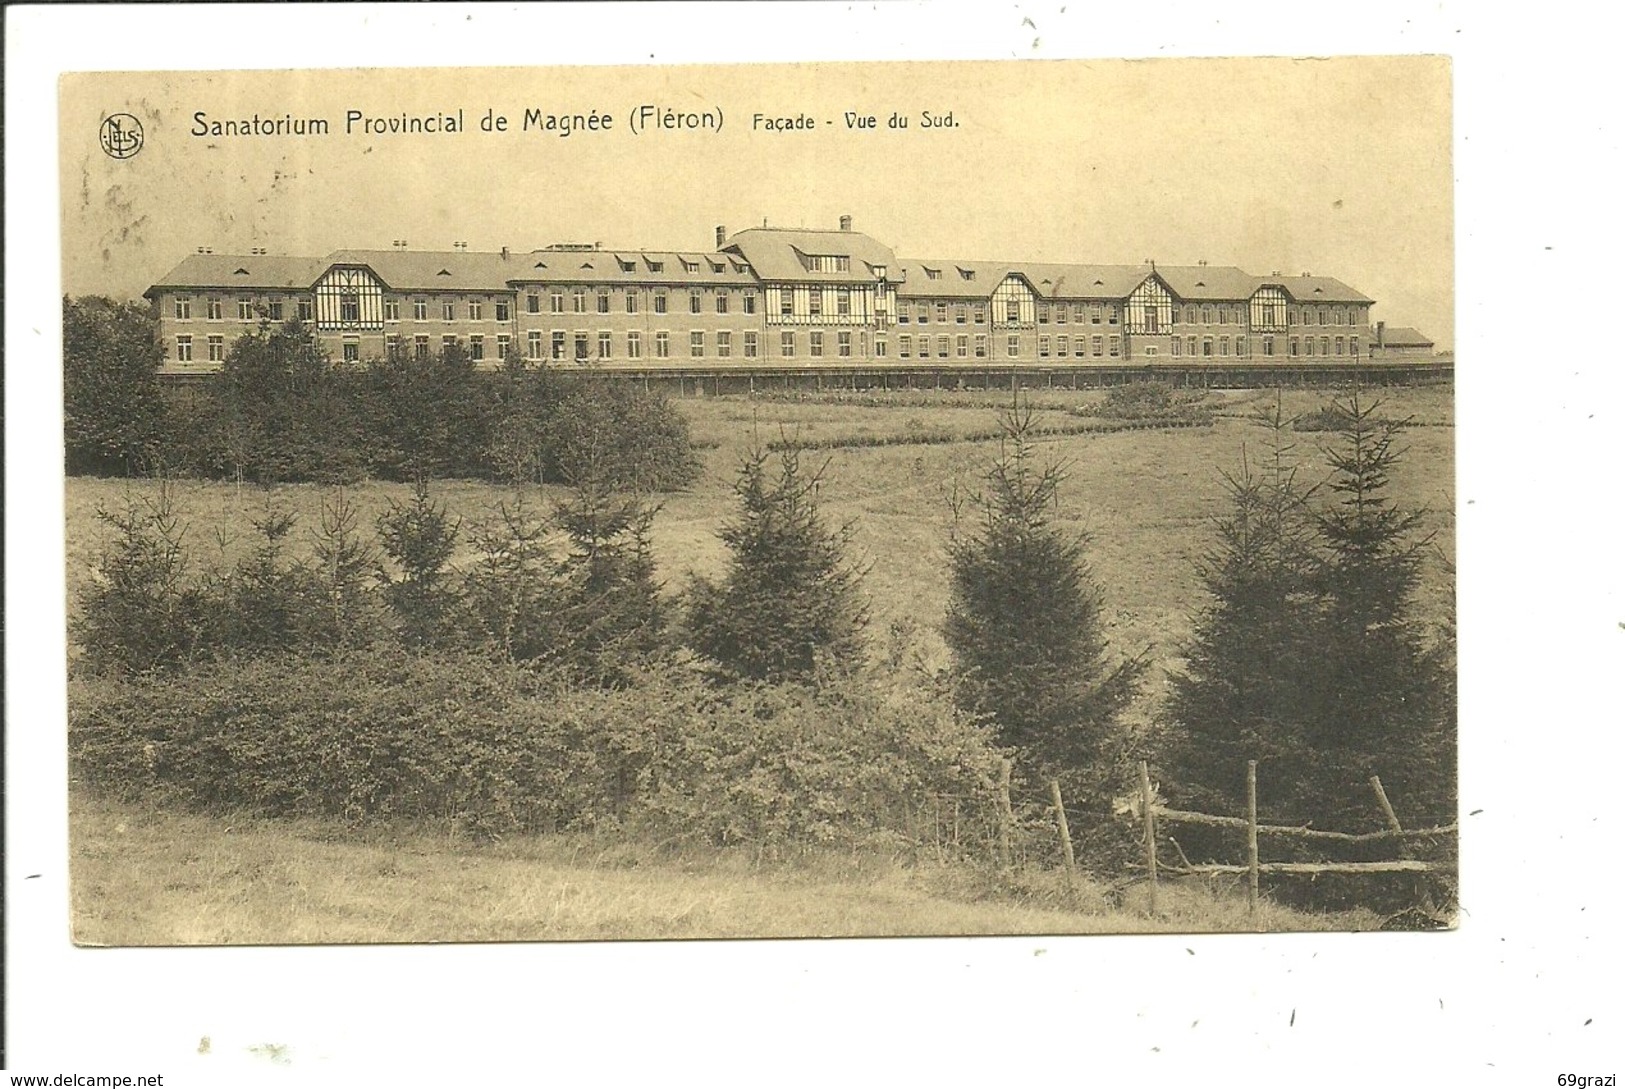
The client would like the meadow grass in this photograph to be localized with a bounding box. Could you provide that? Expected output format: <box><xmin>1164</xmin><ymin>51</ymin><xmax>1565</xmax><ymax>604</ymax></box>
<box><xmin>63</xmin><ymin>384</ymin><xmax>1451</xmax><ymax>941</ymax></box>
<box><xmin>70</xmin><ymin>794</ymin><xmax>1379</xmax><ymax>945</ymax></box>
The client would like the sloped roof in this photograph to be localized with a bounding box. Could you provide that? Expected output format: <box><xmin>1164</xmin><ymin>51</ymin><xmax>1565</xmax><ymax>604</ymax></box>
<box><xmin>721</xmin><ymin>227</ymin><xmax>897</xmax><ymax>284</ymax></box>
<box><xmin>507</xmin><ymin>250</ymin><xmax>754</xmax><ymax>287</ymax></box>
<box><xmin>1157</xmin><ymin>265</ymin><xmax>1264</xmax><ymax>301</ymax></box>
<box><xmin>1378</xmin><ymin>325</ymin><xmax>1433</xmax><ymax>347</ymax></box>
<box><xmin>893</xmin><ymin>260</ymin><xmax>1154</xmax><ymax>300</ymax></box>
<box><xmin>145</xmin><ymin>254</ymin><xmax>329</xmax><ymax>295</ymax></box>
<box><xmin>1263</xmin><ymin>275</ymin><xmax>1373</xmax><ymax>305</ymax></box>
<box><xmin>322</xmin><ymin>249</ymin><xmax>516</xmax><ymax>292</ymax></box>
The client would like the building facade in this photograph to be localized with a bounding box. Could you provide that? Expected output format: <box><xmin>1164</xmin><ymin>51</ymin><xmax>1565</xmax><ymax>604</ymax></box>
<box><xmin>145</xmin><ymin>218</ymin><xmax>1391</xmax><ymax>374</ymax></box>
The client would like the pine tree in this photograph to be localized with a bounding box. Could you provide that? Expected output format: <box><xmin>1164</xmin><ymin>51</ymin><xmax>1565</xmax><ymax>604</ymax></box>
<box><xmin>63</xmin><ymin>296</ymin><xmax>168</xmax><ymax>476</ymax></box>
<box><xmin>1163</xmin><ymin>397</ymin><xmax>1322</xmax><ymax>829</ymax></box>
<box><xmin>1305</xmin><ymin>391</ymin><xmax>1452</xmax><ymax>823</ymax></box>
<box><xmin>944</xmin><ymin>405</ymin><xmax>1146</xmax><ymax>780</ymax></box>
<box><xmin>376</xmin><ymin>480</ymin><xmax>462</xmax><ymax>646</ymax></box>
<box><xmin>686</xmin><ymin>444</ymin><xmax>868</xmax><ymax>684</ymax></box>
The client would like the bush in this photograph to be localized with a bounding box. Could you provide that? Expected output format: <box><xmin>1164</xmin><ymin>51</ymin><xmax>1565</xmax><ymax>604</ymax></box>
<box><xmin>68</xmin><ymin>647</ymin><xmax>1007</xmax><ymax>850</ymax></box>
<box><xmin>64</xmin><ymin>296</ymin><xmax>169</xmax><ymax>476</ymax></box>
<box><xmin>1084</xmin><ymin>381</ymin><xmax>1212</xmax><ymax>422</ymax></box>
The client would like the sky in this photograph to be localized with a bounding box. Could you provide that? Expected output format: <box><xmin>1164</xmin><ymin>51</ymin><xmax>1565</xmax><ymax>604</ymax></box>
<box><xmin>60</xmin><ymin>55</ymin><xmax>1453</xmax><ymax>347</ymax></box>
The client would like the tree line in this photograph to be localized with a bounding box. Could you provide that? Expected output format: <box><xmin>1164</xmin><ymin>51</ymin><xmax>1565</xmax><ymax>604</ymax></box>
<box><xmin>62</xmin><ymin>295</ymin><xmax>699</xmax><ymax>490</ymax></box>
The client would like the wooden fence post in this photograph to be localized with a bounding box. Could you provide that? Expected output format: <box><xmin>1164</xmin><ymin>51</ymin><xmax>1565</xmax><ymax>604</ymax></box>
<box><xmin>997</xmin><ymin>759</ymin><xmax>1014</xmax><ymax>869</ymax></box>
<box><xmin>1371</xmin><ymin>774</ymin><xmax>1438</xmax><ymax>918</ymax></box>
<box><xmin>1368</xmin><ymin>775</ymin><xmax>1404</xmax><ymax>837</ymax></box>
<box><xmin>1138</xmin><ymin>760</ymin><xmax>1158</xmax><ymax>917</ymax></box>
<box><xmin>1246</xmin><ymin>760</ymin><xmax>1260</xmax><ymax>919</ymax></box>
<box><xmin>1049</xmin><ymin>779</ymin><xmax>1076</xmax><ymax>879</ymax></box>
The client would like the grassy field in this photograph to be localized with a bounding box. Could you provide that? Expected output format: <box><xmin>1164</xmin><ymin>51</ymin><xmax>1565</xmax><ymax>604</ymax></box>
<box><xmin>64</xmin><ymin>383</ymin><xmax>1452</xmax><ymax>942</ymax></box>
<box><xmin>71</xmin><ymin>794</ymin><xmax>1381</xmax><ymax>944</ymax></box>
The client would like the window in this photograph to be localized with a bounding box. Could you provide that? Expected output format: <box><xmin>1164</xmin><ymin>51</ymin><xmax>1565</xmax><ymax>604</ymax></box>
<box><xmin>415</xmin><ymin>335</ymin><xmax>430</xmax><ymax>361</ymax></box>
<box><xmin>1237</xmin><ymin>336</ymin><xmax>1248</xmax><ymax>356</ymax></box>
<box><xmin>1109</xmin><ymin>335</ymin><xmax>1120</xmax><ymax>357</ymax></box>
<box><xmin>527</xmin><ymin>294</ymin><xmax>540</xmax><ymax>314</ymax></box>
<box><xmin>552</xmin><ymin>331</ymin><xmax>567</xmax><ymax>361</ymax></box>
<box><xmin>550</xmin><ymin>288</ymin><xmax>565</xmax><ymax>314</ymax></box>
<box><xmin>690</xmin><ymin>289</ymin><xmax>703</xmax><ymax>315</ymax></box>
<box><xmin>1039</xmin><ymin>336</ymin><xmax>1051</xmax><ymax>358</ymax></box>
<box><xmin>916</xmin><ymin>305</ymin><xmax>929</xmax><ymax>323</ymax></box>
<box><xmin>1091</xmin><ymin>307</ymin><xmax>1102</xmax><ymax>326</ymax></box>
<box><xmin>1171</xmin><ymin>336</ymin><xmax>1182</xmax><ymax>357</ymax></box>
<box><xmin>654</xmin><ymin>291</ymin><xmax>668</xmax><ymax>314</ymax></box>
<box><xmin>716</xmin><ymin>331</ymin><xmax>732</xmax><ymax>357</ymax></box>
<box><xmin>1321</xmin><ymin>337</ymin><xmax>1331</xmax><ymax>355</ymax></box>
<box><xmin>1290</xmin><ymin>337</ymin><xmax>1299</xmax><ymax>357</ymax></box>
<box><xmin>496</xmin><ymin>334</ymin><xmax>510</xmax><ymax>360</ymax></box>
<box><xmin>1304</xmin><ymin>338</ymin><xmax>1315</xmax><ymax>357</ymax></box>
<box><xmin>413</xmin><ymin>299</ymin><xmax>428</xmax><ymax>321</ymax></box>
<box><xmin>937</xmin><ymin>303</ymin><xmax>950</xmax><ymax>323</ymax></box>
<box><xmin>838</xmin><ymin>331</ymin><xmax>852</xmax><ymax>358</ymax></box>
<box><xmin>1186</xmin><ymin>336</ymin><xmax>1196</xmax><ymax>356</ymax></box>
<box><xmin>267</xmin><ymin>301</ymin><xmax>284</xmax><ymax>322</ymax></box>
<box><xmin>875</xmin><ymin>337</ymin><xmax>886</xmax><ymax>357</ymax></box>
<box><xmin>959</xmin><ymin>268</ymin><xmax>976</xmax><ymax>281</ymax></box>
<box><xmin>386</xmin><ymin>335</ymin><xmax>402</xmax><ymax>360</ymax></box>
<box><xmin>810</xmin><ymin>331</ymin><xmax>824</xmax><ymax>357</ymax></box>
<box><xmin>1351</xmin><ymin>336</ymin><xmax>1361</xmax><ymax>356</ymax></box>
<box><xmin>238</xmin><ymin>299</ymin><xmax>254</xmax><ymax>321</ymax></box>
<box><xmin>937</xmin><ymin>335</ymin><xmax>950</xmax><ymax>359</ymax></box>
<box><xmin>1037</xmin><ymin>305</ymin><xmax>1050</xmax><ymax>324</ymax></box>
<box><xmin>204</xmin><ymin>335</ymin><xmax>223</xmax><ymax>362</ymax></box>
<box><xmin>384</xmin><ymin>299</ymin><xmax>400</xmax><ymax>322</ymax></box>
<box><xmin>1202</xmin><ymin>337</ymin><xmax>1213</xmax><ymax>357</ymax></box>
<box><xmin>444</xmin><ymin>335</ymin><xmax>458</xmax><ymax>355</ymax></box>
<box><xmin>837</xmin><ymin>288</ymin><xmax>851</xmax><ymax>317</ymax></box>
<box><xmin>340</xmin><ymin>294</ymin><xmax>360</xmax><ymax>323</ymax></box>
<box><xmin>207</xmin><ymin>298</ymin><xmax>223</xmax><ymax>321</ymax></box>
<box><xmin>973</xmin><ymin>306</ymin><xmax>986</xmax><ymax>324</ymax></box>
<box><xmin>467</xmin><ymin>300</ymin><xmax>483</xmax><ymax>322</ymax></box>
<box><xmin>627</xmin><ymin>331</ymin><xmax>642</xmax><ymax>359</ymax></box>
<box><xmin>691</xmin><ymin>331</ymin><xmax>705</xmax><ymax>358</ymax></box>
<box><xmin>625</xmin><ymin>290</ymin><xmax>639</xmax><ymax>315</ymax></box>
<box><xmin>781</xmin><ymin>331</ymin><xmax>795</xmax><ymax>358</ymax></box>
<box><xmin>527</xmin><ymin>331</ymin><xmax>543</xmax><ymax>360</ymax></box>
<box><xmin>655</xmin><ymin>332</ymin><xmax>670</xmax><ymax>358</ymax></box>
<box><xmin>597</xmin><ymin>290</ymin><xmax>611</xmax><ymax>314</ymax></box>
<box><xmin>176</xmin><ymin>335</ymin><xmax>192</xmax><ymax>362</ymax></box>
<box><xmin>975</xmin><ymin>334</ymin><xmax>988</xmax><ymax>359</ymax></box>
<box><xmin>574</xmin><ymin>333</ymin><xmax>589</xmax><ymax>362</ymax></box>
<box><xmin>716</xmin><ymin>290</ymin><xmax>729</xmax><ymax>315</ymax></box>
<box><xmin>899</xmin><ymin>334</ymin><xmax>912</xmax><ymax>358</ymax></box>
<box><xmin>443</xmin><ymin>301</ymin><xmax>456</xmax><ymax>322</ymax></box>
<box><xmin>495</xmin><ymin>301</ymin><xmax>510</xmax><ymax>322</ymax></box>
<box><xmin>568</xmin><ymin>288</ymin><xmax>584</xmax><ymax>314</ymax></box>
<box><xmin>743</xmin><ymin>291</ymin><xmax>757</xmax><ymax>315</ymax></box>
<box><xmin>471</xmin><ymin>335</ymin><xmax>485</xmax><ymax>362</ymax></box>
<box><xmin>599</xmin><ymin>331</ymin><xmax>612</xmax><ymax>359</ymax></box>
<box><xmin>342</xmin><ymin>342</ymin><xmax>359</xmax><ymax>363</ymax></box>
<box><xmin>780</xmin><ymin>292</ymin><xmax>794</xmax><ymax>318</ymax></box>
<box><xmin>1005</xmin><ymin>300</ymin><xmax>1020</xmax><ymax>323</ymax></box>
<box><xmin>955</xmin><ymin>334</ymin><xmax>968</xmax><ymax>359</ymax></box>
<box><xmin>1055</xmin><ymin>305</ymin><xmax>1067</xmax><ymax>325</ymax></box>
<box><xmin>1318</xmin><ymin>307</ymin><xmax>1328</xmax><ymax>325</ymax></box>
<box><xmin>1219</xmin><ymin>336</ymin><xmax>1230</xmax><ymax>356</ymax></box>
<box><xmin>955</xmin><ymin>304</ymin><xmax>967</xmax><ymax>325</ymax></box>
<box><xmin>1055</xmin><ymin>335</ymin><xmax>1068</xmax><ymax>357</ymax></box>
<box><xmin>174</xmin><ymin>297</ymin><xmax>192</xmax><ymax>320</ymax></box>
<box><xmin>744</xmin><ymin>332</ymin><xmax>758</xmax><ymax>358</ymax></box>
<box><xmin>808</xmin><ymin>291</ymin><xmax>823</xmax><ymax>318</ymax></box>
<box><xmin>1006</xmin><ymin>335</ymin><xmax>1020</xmax><ymax>358</ymax></box>
<box><xmin>1093</xmin><ymin>336</ymin><xmax>1105</xmax><ymax>357</ymax></box>
<box><xmin>1263</xmin><ymin>336</ymin><xmax>1274</xmax><ymax>357</ymax></box>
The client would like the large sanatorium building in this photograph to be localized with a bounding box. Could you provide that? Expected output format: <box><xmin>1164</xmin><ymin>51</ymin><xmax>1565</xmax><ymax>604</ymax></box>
<box><xmin>145</xmin><ymin>217</ymin><xmax>1408</xmax><ymax>375</ymax></box>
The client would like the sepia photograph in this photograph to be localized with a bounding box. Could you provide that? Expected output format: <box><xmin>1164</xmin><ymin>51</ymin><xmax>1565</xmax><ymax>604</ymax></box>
<box><xmin>12</xmin><ymin>3</ymin><xmax>1620</xmax><ymax>1081</ymax></box>
<box><xmin>58</xmin><ymin>55</ymin><xmax>1455</xmax><ymax>945</ymax></box>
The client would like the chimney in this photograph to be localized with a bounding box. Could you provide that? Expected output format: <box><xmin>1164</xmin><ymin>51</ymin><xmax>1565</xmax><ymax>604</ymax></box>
<box><xmin>839</xmin><ymin>214</ymin><xmax>852</xmax><ymax>232</ymax></box>
<box><xmin>1376</xmin><ymin>320</ymin><xmax>1386</xmax><ymax>348</ymax></box>
<box><xmin>715</xmin><ymin>225</ymin><xmax>727</xmax><ymax>249</ymax></box>
<box><xmin>501</xmin><ymin>246</ymin><xmax>509</xmax><ymax>261</ymax></box>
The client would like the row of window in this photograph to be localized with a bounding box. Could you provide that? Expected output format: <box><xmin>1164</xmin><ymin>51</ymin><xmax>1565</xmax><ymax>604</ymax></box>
<box><xmin>1163</xmin><ymin>335</ymin><xmax>1361</xmax><ymax>358</ymax></box>
<box><xmin>174</xmin><ymin>298</ymin><xmax>314</xmax><ymax>322</ymax></box>
<box><xmin>896</xmin><ymin>302</ymin><xmax>1123</xmax><ymax>326</ymax></box>
<box><xmin>1166</xmin><ymin>304</ymin><xmax>1365</xmax><ymax>327</ymax></box>
<box><xmin>527</xmin><ymin>286</ymin><xmax>760</xmax><ymax>317</ymax></box>
<box><xmin>1033</xmin><ymin>335</ymin><xmax>1125</xmax><ymax>359</ymax></box>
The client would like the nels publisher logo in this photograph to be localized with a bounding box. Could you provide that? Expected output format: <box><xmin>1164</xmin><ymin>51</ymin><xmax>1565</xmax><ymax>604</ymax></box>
<box><xmin>100</xmin><ymin>112</ymin><xmax>144</xmax><ymax>159</ymax></box>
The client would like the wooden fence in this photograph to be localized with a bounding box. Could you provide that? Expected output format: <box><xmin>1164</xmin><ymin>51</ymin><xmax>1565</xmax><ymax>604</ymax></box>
<box><xmin>1130</xmin><ymin>759</ymin><xmax>1456</xmax><ymax>920</ymax></box>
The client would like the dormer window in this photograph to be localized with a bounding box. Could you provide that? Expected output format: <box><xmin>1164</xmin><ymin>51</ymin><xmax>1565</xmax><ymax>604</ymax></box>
<box><xmin>647</xmin><ymin>259</ymin><xmax>664</xmax><ymax>273</ymax></box>
<box><xmin>806</xmin><ymin>254</ymin><xmax>851</xmax><ymax>274</ymax></box>
<box><xmin>618</xmin><ymin>258</ymin><xmax>636</xmax><ymax>273</ymax></box>
<box><xmin>924</xmin><ymin>267</ymin><xmax>942</xmax><ymax>281</ymax></box>
<box><xmin>682</xmin><ymin>259</ymin><xmax>699</xmax><ymax>273</ymax></box>
<box><xmin>958</xmin><ymin>267</ymin><xmax>976</xmax><ymax>281</ymax></box>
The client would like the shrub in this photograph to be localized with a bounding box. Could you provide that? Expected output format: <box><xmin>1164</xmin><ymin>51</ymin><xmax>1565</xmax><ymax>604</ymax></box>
<box><xmin>376</xmin><ymin>481</ymin><xmax>462</xmax><ymax>646</ymax></box>
<box><xmin>68</xmin><ymin>647</ymin><xmax>1007</xmax><ymax>850</ymax></box>
<box><xmin>686</xmin><ymin>445</ymin><xmax>869</xmax><ymax>684</ymax></box>
<box><xmin>1085</xmin><ymin>381</ymin><xmax>1212</xmax><ymax>422</ymax></box>
<box><xmin>543</xmin><ymin>378</ymin><xmax>701</xmax><ymax>491</ymax></box>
